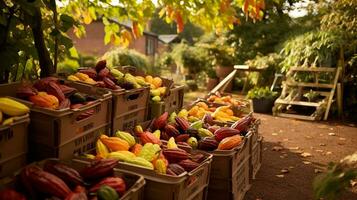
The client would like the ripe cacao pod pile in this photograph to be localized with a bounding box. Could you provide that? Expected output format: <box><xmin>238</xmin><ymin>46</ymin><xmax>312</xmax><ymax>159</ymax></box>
<box><xmin>145</xmin><ymin>110</ymin><xmax>255</xmax><ymax>151</ymax></box>
<box><xmin>15</xmin><ymin>77</ymin><xmax>96</xmax><ymax>112</ymax></box>
<box><xmin>0</xmin><ymin>159</ymin><xmax>127</xmax><ymax>200</ymax></box>
<box><xmin>80</xmin><ymin>128</ymin><xmax>207</xmax><ymax>176</ymax></box>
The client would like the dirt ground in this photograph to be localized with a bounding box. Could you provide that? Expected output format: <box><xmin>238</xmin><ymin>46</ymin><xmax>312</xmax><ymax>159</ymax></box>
<box><xmin>184</xmin><ymin>91</ymin><xmax>357</xmax><ymax>200</ymax></box>
<box><xmin>245</xmin><ymin>113</ymin><xmax>357</xmax><ymax>200</ymax></box>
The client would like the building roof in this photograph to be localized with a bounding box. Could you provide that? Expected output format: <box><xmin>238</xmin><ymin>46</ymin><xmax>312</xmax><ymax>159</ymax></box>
<box><xmin>109</xmin><ymin>18</ymin><xmax>158</xmax><ymax>37</ymax></box>
<box><xmin>158</xmin><ymin>34</ymin><xmax>179</xmax><ymax>44</ymax></box>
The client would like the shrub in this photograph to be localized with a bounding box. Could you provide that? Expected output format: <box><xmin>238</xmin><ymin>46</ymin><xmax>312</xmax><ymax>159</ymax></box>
<box><xmin>102</xmin><ymin>48</ymin><xmax>150</xmax><ymax>72</ymax></box>
<box><xmin>246</xmin><ymin>87</ymin><xmax>278</xmax><ymax>100</ymax></box>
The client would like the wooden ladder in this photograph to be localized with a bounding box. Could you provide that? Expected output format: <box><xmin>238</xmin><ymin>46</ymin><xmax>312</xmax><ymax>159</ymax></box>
<box><xmin>273</xmin><ymin>67</ymin><xmax>341</xmax><ymax>120</ymax></box>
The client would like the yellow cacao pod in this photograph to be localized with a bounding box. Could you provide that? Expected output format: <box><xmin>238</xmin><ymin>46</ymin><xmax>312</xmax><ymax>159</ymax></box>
<box><xmin>115</xmin><ymin>131</ymin><xmax>136</xmax><ymax>147</ymax></box>
<box><xmin>154</xmin><ymin>158</ymin><xmax>167</xmax><ymax>174</ymax></box>
<box><xmin>0</xmin><ymin>97</ymin><xmax>29</xmax><ymax>116</ymax></box>
<box><xmin>125</xmin><ymin>157</ymin><xmax>154</xmax><ymax>170</ymax></box>
<box><xmin>96</xmin><ymin>139</ymin><xmax>109</xmax><ymax>158</ymax></box>
<box><xmin>167</xmin><ymin>137</ymin><xmax>178</xmax><ymax>149</ymax></box>
<box><xmin>107</xmin><ymin>151</ymin><xmax>136</xmax><ymax>162</ymax></box>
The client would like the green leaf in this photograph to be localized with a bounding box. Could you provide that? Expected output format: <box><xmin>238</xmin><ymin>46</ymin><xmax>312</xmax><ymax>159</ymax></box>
<box><xmin>60</xmin><ymin>14</ymin><xmax>75</xmax><ymax>32</ymax></box>
<box><xmin>58</xmin><ymin>33</ymin><xmax>73</xmax><ymax>48</ymax></box>
<box><xmin>69</xmin><ymin>47</ymin><xmax>79</xmax><ymax>59</ymax></box>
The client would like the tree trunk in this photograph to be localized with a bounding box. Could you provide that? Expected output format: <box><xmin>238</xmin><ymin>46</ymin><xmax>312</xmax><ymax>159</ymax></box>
<box><xmin>31</xmin><ymin>7</ymin><xmax>54</xmax><ymax>78</ymax></box>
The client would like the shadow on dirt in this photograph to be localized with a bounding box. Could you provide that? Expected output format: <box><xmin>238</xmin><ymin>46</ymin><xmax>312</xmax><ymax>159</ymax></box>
<box><xmin>245</xmin><ymin>141</ymin><xmax>357</xmax><ymax>200</ymax></box>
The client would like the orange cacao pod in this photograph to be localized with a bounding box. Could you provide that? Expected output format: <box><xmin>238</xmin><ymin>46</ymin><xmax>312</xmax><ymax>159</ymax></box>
<box><xmin>100</xmin><ymin>136</ymin><xmax>130</xmax><ymax>151</ymax></box>
<box><xmin>30</xmin><ymin>93</ymin><xmax>59</xmax><ymax>109</ymax></box>
<box><xmin>139</xmin><ymin>131</ymin><xmax>162</xmax><ymax>145</ymax></box>
<box><xmin>217</xmin><ymin>134</ymin><xmax>243</xmax><ymax>150</ymax></box>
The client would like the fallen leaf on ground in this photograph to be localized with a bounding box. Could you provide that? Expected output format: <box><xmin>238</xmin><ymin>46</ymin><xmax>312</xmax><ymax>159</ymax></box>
<box><xmin>305</xmin><ymin>136</ymin><xmax>313</xmax><ymax>139</ymax></box>
<box><xmin>272</xmin><ymin>146</ymin><xmax>283</xmax><ymax>151</ymax></box>
<box><xmin>325</xmin><ymin>151</ymin><xmax>332</xmax><ymax>155</ymax></box>
<box><xmin>303</xmin><ymin>161</ymin><xmax>311</xmax><ymax>165</ymax></box>
<box><xmin>283</xmin><ymin>138</ymin><xmax>289</xmax><ymax>142</ymax></box>
<box><xmin>301</xmin><ymin>152</ymin><xmax>312</xmax><ymax>157</ymax></box>
<box><xmin>281</xmin><ymin>169</ymin><xmax>289</xmax><ymax>173</ymax></box>
<box><xmin>288</xmin><ymin>147</ymin><xmax>300</xmax><ymax>150</ymax></box>
<box><xmin>319</xmin><ymin>143</ymin><xmax>326</xmax><ymax>146</ymax></box>
<box><xmin>351</xmin><ymin>180</ymin><xmax>357</xmax><ymax>187</ymax></box>
<box><xmin>276</xmin><ymin>174</ymin><xmax>285</xmax><ymax>178</ymax></box>
<box><xmin>293</xmin><ymin>150</ymin><xmax>304</xmax><ymax>154</ymax></box>
<box><xmin>318</xmin><ymin>125</ymin><xmax>327</xmax><ymax>129</ymax></box>
<box><xmin>329</xmin><ymin>128</ymin><xmax>334</xmax><ymax>130</ymax></box>
<box><xmin>315</xmin><ymin>149</ymin><xmax>324</xmax><ymax>153</ymax></box>
<box><xmin>328</xmin><ymin>132</ymin><xmax>336</xmax><ymax>136</ymax></box>
<box><xmin>338</xmin><ymin>142</ymin><xmax>345</xmax><ymax>145</ymax></box>
<box><xmin>314</xmin><ymin>169</ymin><xmax>323</xmax><ymax>173</ymax></box>
<box><xmin>339</xmin><ymin>137</ymin><xmax>346</xmax><ymax>141</ymax></box>
<box><xmin>279</xmin><ymin>130</ymin><xmax>283</xmax><ymax>133</ymax></box>
<box><xmin>272</xmin><ymin>133</ymin><xmax>278</xmax><ymax>136</ymax></box>
<box><xmin>289</xmin><ymin>166</ymin><xmax>294</xmax><ymax>169</ymax></box>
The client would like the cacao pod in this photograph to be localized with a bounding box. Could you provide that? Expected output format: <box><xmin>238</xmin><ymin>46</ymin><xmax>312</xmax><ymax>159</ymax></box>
<box><xmin>154</xmin><ymin>158</ymin><xmax>167</xmax><ymax>174</ymax></box>
<box><xmin>98</xmin><ymin>68</ymin><xmax>110</xmax><ymax>78</ymax></box>
<box><xmin>43</xmin><ymin>160</ymin><xmax>84</xmax><ymax>186</ymax></box>
<box><xmin>139</xmin><ymin>131</ymin><xmax>161</xmax><ymax>145</ymax></box>
<box><xmin>231</xmin><ymin>114</ymin><xmax>253</xmax><ymax>132</ymax></box>
<box><xmin>178</xmin><ymin>159</ymin><xmax>200</xmax><ymax>172</ymax></box>
<box><xmin>33</xmin><ymin>77</ymin><xmax>58</xmax><ymax>91</ymax></box>
<box><xmin>29</xmin><ymin>92</ymin><xmax>59</xmax><ymax>109</ymax></box>
<box><xmin>130</xmin><ymin>143</ymin><xmax>143</xmax><ymax>156</ymax></box>
<box><xmin>175</xmin><ymin>117</ymin><xmax>190</xmax><ymax>131</ymax></box>
<box><xmin>81</xmin><ymin>158</ymin><xmax>118</xmax><ymax>180</ymax></box>
<box><xmin>175</xmin><ymin>134</ymin><xmax>190</xmax><ymax>142</ymax></box>
<box><xmin>65</xmin><ymin>192</ymin><xmax>87</xmax><ymax>200</ymax></box>
<box><xmin>214</xmin><ymin>127</ymin><xmax>240</xmax><ymax>142</ymax></box>
<box><xmin>197</xmin><ymin>128</ymin><xmax>214</xmax><ymax>138</ymax></box>
<box><xmin>58</xmin><ymin>84</ymin><xmax>77</xmax><ymax>97</ymax></box>
<box><xmin>202</xmin><ymin>113</ymin><xmax>214</xmax><ymax>125</ymax></box>
<box><xmin>95</xmin><ymin>60</ymin><xmax>107</xmax><ymax>72</ymax></box>
<box><xmin>58</xmin><ymin>98</ymin><xmax>71</xmax><ymax>109</ymax></box>
<box><xmin>23</xmin><ymin>166</ymin><xmax>71</xmax><ymax>198</ymax></box>
<box><xmin>115</xmin><ymin>131</ymin><xmax>136</xmax><ymax>147</ymax></box>
<box><xmin>198</xmin><ymin>137</ymin><xmax>219</xmax><ymax>151</ymax></box>
<box><xmin>168</xmin><ymin>163</ymin><xmax>186</xmax><ymax>175</ymax></box>
<box><xmin>164</xmin><ymin>124</ymin><xmax>180</xmax><ymax>138</ymax></box>
<box><xmin>163</xmin><ymin>148</ymin><xmax>189</xmax><ymax>163</ymax></box>
<box><xmin>79</xmin><ymin>68</ymin><xmax>97</xmax><ymax>79</ymax></box>
<box><xmin>153</xmin><ymin>112</ymin><xmax>168</xmax><ymax>130</ymax></box>
<box><xmin>89</xmin><ymin>177</ymin><xmax>126</xmax><ymax>195</ymax></box>
<box><xmin>191</xmin><ymin>153</ymin><xmax>206</xmax><ymax>163</ymax></box>
<box><xmin>100</xmin><ymin>136</ymin><xmax>130</xmax><ymax>151</ymax></box>
<box><xmin>0</xmin><ymin>189</ymin><xmax>26</xmax><ymax>200</ymax></box>
<box><xmin>16</xmin><ymin>85</ymin><xmax>37</xmax><ymax>99</ymax></box>
<box><xmin>217</xmin><ymin>134</ymin><xmax>243</xmax><ymax>150</ymax></box>
<box><xmin>103</xmin><ymin>77</ymin><xmax>117</xmax><ymax>90</ymax></box>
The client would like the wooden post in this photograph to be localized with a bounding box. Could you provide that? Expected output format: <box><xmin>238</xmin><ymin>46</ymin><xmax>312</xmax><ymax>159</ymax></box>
<box><xmin>337</xmin><ymin>83</ymin><xmax>342</xmax><ymax>118</ymax></box>
<box><xmin>324</xmin><ymin>68</ymin><xmax>341</xmax><ymax>120</ymax></box>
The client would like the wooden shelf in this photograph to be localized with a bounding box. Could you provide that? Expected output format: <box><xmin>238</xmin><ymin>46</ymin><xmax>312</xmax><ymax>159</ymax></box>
<box><xmin>283</xmin><ymin>81</ymin><xmax>334</xmax><ymax>89</ymax></box>
<box><xmin>275</xmin><ymin>99</ymin><xmax>324</xmax><ymax>107</ymax></box>
<box><xmin>289</xmin><ymin>67</ymin><xmax>336</xmax><ymax>72</ymax></box>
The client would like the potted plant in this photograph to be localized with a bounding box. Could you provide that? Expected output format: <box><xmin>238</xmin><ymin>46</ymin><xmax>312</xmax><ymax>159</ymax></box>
<box><xmin>247</xmin><ymin>87</ymin><xmax>278</xmax><ymax>113</ymax></box>
<box><xmin>206</xmin><ymin>67</ymin><xmax>218</xmax><ymax>91</ymax></box>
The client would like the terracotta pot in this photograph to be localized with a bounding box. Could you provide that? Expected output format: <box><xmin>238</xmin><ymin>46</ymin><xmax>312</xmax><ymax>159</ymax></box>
<box><xmin>207</xmin><ymin>78</ymin><xmax>218</xmax><ymax>91</ymax></box>
<box><xmin>215</xmin><ymin>65</ymin><xmax>234</xmax><ymax>78</ymax></box>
